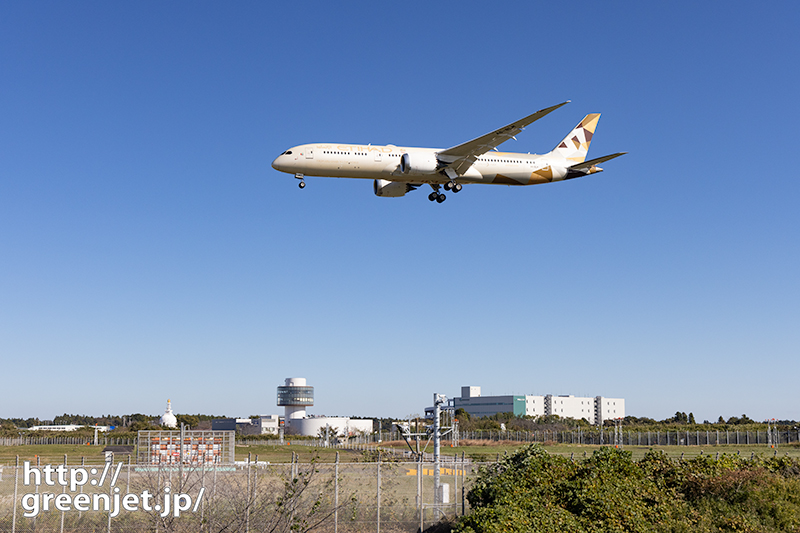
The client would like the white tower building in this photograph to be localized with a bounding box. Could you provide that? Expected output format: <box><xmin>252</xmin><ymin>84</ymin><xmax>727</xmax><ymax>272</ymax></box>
<box><xmin>277</xmin><ymin>377</ymin><xmax>314</xmax><ymax>433</ymax></box>
<box><xmin>160</xmin><ymin>399</ymin><xmax>178</xmax><ymax>428</ymax></box>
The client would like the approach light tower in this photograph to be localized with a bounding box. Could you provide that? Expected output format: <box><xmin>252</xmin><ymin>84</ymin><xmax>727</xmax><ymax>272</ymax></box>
<box><xmin>277</xmin><ymin>377</ymin><xmax>314</xmax><ymax>433</ymax></box>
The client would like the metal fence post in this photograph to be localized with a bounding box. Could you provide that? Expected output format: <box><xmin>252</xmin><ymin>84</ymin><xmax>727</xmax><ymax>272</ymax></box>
<box><xmin>453</xmin><ymin>453</ymin><xmax>458</xmax><ymax>517</ymax></box>
<box><xmin>245</xmin><ymin>454</ymin><xmax>251</xmax><ymax>533</ymax></box>
<box><xmin>80</xmin><ymin>456</ymin><xmax>85</xmax><ymax>521</ymax></box>
<box><xmin>107</xmin><ymin>461</ymin><xmax>113</xmax><ymax>533</ymax></box>
<box><xmin>252</xmin><ymin>456</ymin><xmax>258</xmax><ymax>533</ymax></box>
<box><xmin>61</xmin><ymin>454</ymin><xmax>67</xmax><ymax>533</ymax></box>
<box><xmin>463</xmin><ymin>452</ymin><xmax>467</xmax><ymax>516</ymax></box>
<box><xmin>334</xmin><ymin>452</ymin><xmax>339</xmax><ymax>533</ymax></box>
<box><xmin>418</xmin><ymin>454</ymin><xmax>423</xmax><ymax>533</ymax></box>
<box><xmin>200</xmin><ymin>460</ymin><xmax>205</xmax><ymax>531</ymax></box>
<box><xmin>376</xmin><ymin>453</ymin><xmax>381</xmax><ymax>533</ymax></box>
<box><xmin>12</xmin><ymin>456</ymin><xmax>18</xmax><ymax>533</ymax></box>
<box><xmin>155</xmin><ymin>464</ymin><xmax>161</xmax><ymax>533</ymax></box>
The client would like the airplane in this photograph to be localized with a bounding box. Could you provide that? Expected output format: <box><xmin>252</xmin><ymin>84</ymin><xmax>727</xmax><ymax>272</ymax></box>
<box><xmin>271</xmin><ymin>101</ymin><xmax>625</xmax><ymax>203</ymax></box>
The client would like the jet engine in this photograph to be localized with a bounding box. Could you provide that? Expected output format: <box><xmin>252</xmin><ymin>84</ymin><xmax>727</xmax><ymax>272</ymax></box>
<box><xmin>399</xmin><ymin>152</ymin><xmax>438</xmax><ymax>175</ymax></box>
<box><xmin>373</xmin><ymin>179</ymin><xmax>409</xmax><ymax>197</ymax></box>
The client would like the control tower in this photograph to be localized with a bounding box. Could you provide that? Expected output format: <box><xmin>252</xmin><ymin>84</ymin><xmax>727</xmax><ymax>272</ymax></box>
<box><xmin>277</xmin><ymin>377</ymin><xmax>314</xmax><ymax>430</ymax></box>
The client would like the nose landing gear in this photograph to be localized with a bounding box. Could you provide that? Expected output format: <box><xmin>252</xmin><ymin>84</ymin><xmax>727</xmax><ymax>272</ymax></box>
<box><xmin>295</xmin><ymin>173</ymin><xmax>306</xmax><ymax>189</ymax></box>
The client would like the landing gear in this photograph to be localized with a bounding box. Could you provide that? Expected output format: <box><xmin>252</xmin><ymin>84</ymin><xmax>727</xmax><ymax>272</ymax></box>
<box><xmin>428</xmin><ymin>184</ymin><xmax>446</xmax><ymax>204</ymax></box>
<box><xmin>295</xmin><ymin>173</ymin><xmax>306</xmax><ymax>189</ymax></box>
<box><xmin>443</xmin><ymin>181</ymin><xmax>462</xmax><ymax>193</ymax></box>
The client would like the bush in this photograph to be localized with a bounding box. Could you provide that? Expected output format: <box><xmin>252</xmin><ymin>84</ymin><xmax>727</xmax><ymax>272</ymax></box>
<box><xmin>453</xmin><ymin>444</ymin><xmax>800</xmax><ymax>533</ymax></box>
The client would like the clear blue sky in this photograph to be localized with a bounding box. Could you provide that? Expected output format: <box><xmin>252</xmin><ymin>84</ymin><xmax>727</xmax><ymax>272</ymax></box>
<box><xmin>2</xmin><ymin>2</ymin><xmax>798</xmax><ymax>423</ymax></box>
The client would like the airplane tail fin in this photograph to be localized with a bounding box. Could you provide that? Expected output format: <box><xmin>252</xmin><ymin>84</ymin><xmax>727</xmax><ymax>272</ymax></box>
<box><xmin>548</xmin><ymin>113</ymin><xmax>601</xmax><ymax>164</ymax></box>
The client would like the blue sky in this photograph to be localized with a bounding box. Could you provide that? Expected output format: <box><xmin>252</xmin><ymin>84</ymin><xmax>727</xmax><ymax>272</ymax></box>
<box><xmin>2</xmin><ymin>2</ymin><xmax>798</xmax><ymax>423</ymax></box>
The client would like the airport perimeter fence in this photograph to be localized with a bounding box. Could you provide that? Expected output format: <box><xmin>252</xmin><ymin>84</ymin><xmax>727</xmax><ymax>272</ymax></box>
<box><xmin>253</xmin><ymin>427</ymin><xmax>800</xmax><ymax>450</ymax></box>
<box><xmin>0</xmin><ymin>455</ymin><xmax>478</xmax><ymax>533</ymax></box>
<box><xmin>453</xmin><ymin>428</ymin><xmax>800</xmax><ymax>447</ymax></box>
<box><xmin>0</xmin><ymin>438</ymin><xmax>135</xmax><ymax>447</ymax></box>
<box><xmin>7</xmin><ymin>427</ymin><xmax>800</xmax><ymax>450</ymax></box>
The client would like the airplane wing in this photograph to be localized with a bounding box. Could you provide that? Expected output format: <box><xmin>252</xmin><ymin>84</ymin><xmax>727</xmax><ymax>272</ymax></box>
<box><xmin>568</xmin><ymin>152</ymin><xmax>627</xmax><ymax>171</ymax></box>
<box><xmin>437</xmin><ymin>101</ymin><xmax>570</xmax><ymax>175</ymax></box>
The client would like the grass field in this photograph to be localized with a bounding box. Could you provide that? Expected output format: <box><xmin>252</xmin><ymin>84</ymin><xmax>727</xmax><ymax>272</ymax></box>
<box><xmin>2</xmin><ymin>440</ymin><xmax>798</xmax><ymax>466</ymax></box>
<box><xmin>0</xmin><ymin>444</ymin><xmax>109</xmax><ymax>465</ymax></box>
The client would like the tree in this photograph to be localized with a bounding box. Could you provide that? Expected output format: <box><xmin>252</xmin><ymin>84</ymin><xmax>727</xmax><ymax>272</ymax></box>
<box><xmin>688</xmin><ymin>412</ymin><xmax>696</xmax><ymax>424</ymax></box>
<box><xmin>175</xmin><ymin>415</ymin><xmax>199</xmax><ymax>429</ymax></box>
<box><xmin>665</xmin><ymin>411</ymin><xmax>689</xmax><ymax>424</ymax></box>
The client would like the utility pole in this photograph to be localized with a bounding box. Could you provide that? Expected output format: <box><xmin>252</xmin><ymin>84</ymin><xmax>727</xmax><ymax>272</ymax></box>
<box><xmin>396</xmin><ymin>395</ymin><xmax>453</xmax><ymax>520</ymax></box>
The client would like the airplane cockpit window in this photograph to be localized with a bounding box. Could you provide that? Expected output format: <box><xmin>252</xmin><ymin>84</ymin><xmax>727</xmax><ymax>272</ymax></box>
<box><xmin>281</xmin><ymin>150</ymin><xmax>293</xmax><ymax>155</ymax></box>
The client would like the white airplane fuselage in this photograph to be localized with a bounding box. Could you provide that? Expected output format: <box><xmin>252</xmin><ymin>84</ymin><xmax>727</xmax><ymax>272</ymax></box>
<box><xmin>271</xmin><ymin>103</ymin><xmax>624</xmax><ymax>201</ymax></box>
<box><xmin>272</xmin><ymin>144</ymin><xmax>573</xmax><ymax>186</ymax></box>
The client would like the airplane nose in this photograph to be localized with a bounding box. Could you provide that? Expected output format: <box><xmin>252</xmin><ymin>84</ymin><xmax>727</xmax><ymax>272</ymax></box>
<box><xmin>271</xmin><ymin>155</ymin><xmax>285</xmax><ymax>171</ymax></box>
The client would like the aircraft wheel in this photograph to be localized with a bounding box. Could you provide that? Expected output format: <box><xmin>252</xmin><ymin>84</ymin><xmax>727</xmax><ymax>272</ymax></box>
<box><xmin>298</xmin><ymin>181</ymin><xmax>306</xmax><ymax>189</ymax></box>
<box><xmin>453</xmin><ymin>183</ymin><xmax>462</xmax><ymax>193</ymax></box>
<box><xmin>428</xmin><ymin>192</ymin><xmax>438</xmax><ymax>202</ymax></box>
<box><xmin>436</xmin><ymin>194</ymin><xmax>446</xmax><ymax>203</ymax></box>
<box><xmin>443</xmin><ymin>182</ymin><xmax>452</xmax><ymax>191</ymax></box>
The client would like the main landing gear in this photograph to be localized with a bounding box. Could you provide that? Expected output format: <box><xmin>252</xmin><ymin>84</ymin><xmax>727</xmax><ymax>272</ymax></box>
<box><xmin>427</xmin><ymin>183</ymin><xmax>450</xmax><ymax>203</ymax></box>
<box><xmin>443</xmin><ymin>181</ymin><xmax>462</xmax><ymax>193</ymax></box>
<box><xmin>428</xmin><ymin>191</ymin><xmax>446</xmax><ymax>203</ymax></box>
<box><xmin>428</xmin><ymin>181</ymin><xmax>462</xmax><ymax>203</ymax></box>
<box><xmin>295</xmin><ymin>173</ymin><xmax>306</xmax><ymax>189</ymax></box>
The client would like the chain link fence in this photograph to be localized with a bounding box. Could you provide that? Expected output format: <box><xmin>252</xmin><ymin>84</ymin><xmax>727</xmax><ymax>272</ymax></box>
<box><xmin>0</xmin><ymin>455</ymin><xmax>480</xmax><ymax>533</ymax></box>
<box><xmin>452</xmin><ymin>428</ymin><xmax>800</xmax><ymax>446</ymax></box>
<box><xmin>3</xmin><ymin>427</ymin><xmax>799</xmax><ymax>532</ymax></box>
<box><xmin>349</xmin><ymin>428</ymin><xmax>800</xmax><ymax>447</ymax></box>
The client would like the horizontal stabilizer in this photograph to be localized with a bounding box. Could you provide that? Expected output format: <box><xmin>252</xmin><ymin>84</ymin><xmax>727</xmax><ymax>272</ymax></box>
<box><xmin>569</xmin><ymin>152</ymin><xmax>626</xmax><ymax>171</ymax></box>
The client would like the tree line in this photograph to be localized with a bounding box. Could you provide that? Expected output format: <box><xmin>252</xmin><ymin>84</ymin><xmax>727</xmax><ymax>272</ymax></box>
<box><xmin>0</xmin><ymin>412</ymin><xmax>225</xmax><ymax>433</ymax></box>
<box><xmin>453</xmin><ymin>409</ymin><xmax>798</xmax><ymax>434</ymax></box>
<box><xmin>2</xmin><ymin>410</ymin><xmax>797</xmax><ymax>435</ymax></box>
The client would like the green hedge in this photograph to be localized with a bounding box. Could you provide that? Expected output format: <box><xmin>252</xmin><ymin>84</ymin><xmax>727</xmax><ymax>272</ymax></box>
<box><xmin>454</xmin><ymin>444</ymin><xmax>800</xmax><ymax>533</ymax></box>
